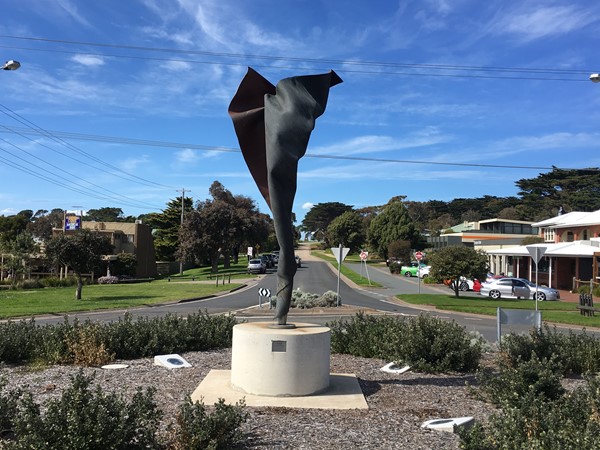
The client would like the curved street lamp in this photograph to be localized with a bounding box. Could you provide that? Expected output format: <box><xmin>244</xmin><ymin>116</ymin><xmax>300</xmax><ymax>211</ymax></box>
<box><xmin>1</xmin><ymin>60</ymin><xmax>20</xmax><ymax>71</ymax></box>
<box><xmin>591</xmin><ymin>73</ymin><xmax>600</xmax><ymax>83</ymax></box>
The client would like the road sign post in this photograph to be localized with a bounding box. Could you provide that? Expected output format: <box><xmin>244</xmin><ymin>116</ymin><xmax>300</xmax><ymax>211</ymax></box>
<box><xmin>331</xmin><ymin>244</ymin><xmax>350</xmax><ymax>306</ymax></box>
<box><xmin>258</xmin><ymin>287</ymin><xmax>271</xmax><ymax>308</ymax></box>
<box><xmin>526</xmin><ymin>246</ymin><xmax>547</xmax><ymax>311</ymax></box>
<box><xmin>415</xmin><ymin>251</ymin><xmax>424</xmax><ymax>294</ymax></box>
<box><xmin>359</xmin><ymin>250</ymin><xmax>371</xmax><ymax>285</ymax></box>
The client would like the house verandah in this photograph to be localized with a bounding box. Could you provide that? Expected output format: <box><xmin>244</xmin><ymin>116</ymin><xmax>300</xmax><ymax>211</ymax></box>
<box><xmin>485</xmin><ymin>209</ymin><xmax>600</xmax><ymax>290</ymax></box>
<box><xmin>487</xmin><ymin>240</ymin><xmax>599</xmax><ymax>290</ymax></box>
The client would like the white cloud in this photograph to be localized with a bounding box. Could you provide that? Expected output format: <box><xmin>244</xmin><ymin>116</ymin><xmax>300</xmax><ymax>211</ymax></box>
<box><xmin>119</xmin><ymin>155</ymin><xmax>150</xmax><ymax>171</ymax></box>
<box><xmin>490</xmin><ymin>5</ymin><xmax>597</xmax><ymax>42</ymax></box>
<box><xmin>302</xmin><ymin>202</ymin><xmax>314</xmax><ymax>210</ymax></box>
<box><xmin>71</xmin><ymin>55</ymin><xmax>105</xmax><ymax>67</ymax></box>
<box><xmin>56</xmin><ymin>0</ymin><xmax>91</xmax><ymax>27</ymax></box>
<box><xmin>176</xmin><ymin>148</ymin><xmax>198</xmax><ymax>163</ymax></box>
<box><xmin>310</xmin><ymin>130</ymin><xmax>451</xmax><ymax>156</ymax></box>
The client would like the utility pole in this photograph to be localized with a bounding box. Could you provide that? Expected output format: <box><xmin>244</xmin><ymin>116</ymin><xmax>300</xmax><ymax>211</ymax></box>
<box><xmin>176</xmin><ymin>188</ymin><xmax>190</xmax><ymax>275</ymax></box>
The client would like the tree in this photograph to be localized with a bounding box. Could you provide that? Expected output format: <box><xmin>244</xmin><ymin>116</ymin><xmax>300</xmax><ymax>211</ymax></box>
<box><xmin>46</xmin><ymin>229</ymin><xmax>113</xmax><ymax>299</ymax></box>
<box><xmin>178</xmin><ymin>199</ymin><xmax>236</xmax><ymax>273</ymax></box>
<box><xmin>0</xmin><ymin>214</ymin><xmax>29</xmax><ymax>246</ymax></box>
<box><xmin>428</xmin><ymin>246</ymin><xmax>488</xmax><ymax>298</ymax></box>
<box><xmin>516</xmin><ymin>168</ymin><xmax>600</xmax><ymax>219</ymax></box>
<box><xmin>326</xmin><ymin>210</ymin><xmax>366</xmax><ymax>253</ymax></box>
<box><xmin>300</xmin><ymin>202</ymin><xmax>353</xmax><ymax>246</ymax></box>
<box><xmin>367</xmin><ymin>200</ymin><xmax>419</xmax><ymax>259</ymax></box>
<box><xmin>27</xmin><ymin>208</ymin><xmax>65</xmax><ymax>242</ymax></box>
<box><xmin>1</xmin><ymin>232</ymin><xmax>38</xmax><ymax>287</ymax></box>
<box><xmin>111</xmin><ymin>253</ymin><xmax>138</xmax><ymax>277</ymax></box>
<box><xmin>387</xmin><ymin>240</ymin><xmax>412</xmax><ymax>265</ymax></box>
<box><xmin>208</xmin><ymin>181</ymin><xmax>272</xmax><ymax>265</ymax></box>
<box><xmin>85</xmin><ymin>207</ymin><xmax>127</xmax><ymax>222</ymax></box>
<box><xmin>145</xmin><ymin>198</ymin><xmax>193</xmax><ymax>261</ymax></box>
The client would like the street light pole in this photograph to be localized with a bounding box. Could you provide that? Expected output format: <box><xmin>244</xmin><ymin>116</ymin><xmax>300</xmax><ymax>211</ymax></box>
<box><xmin>590</xmin><ymin>74</ymin><xmax>600</xmax><ymax>83</ymax></box>
<box><xmin>176</xmin><ymin>188</ymin><xmax>190</xmax><ymax>276</ymax></box>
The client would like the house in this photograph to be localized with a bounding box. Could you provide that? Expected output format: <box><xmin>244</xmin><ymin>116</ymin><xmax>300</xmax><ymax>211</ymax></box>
<box><xmin>428</xmin><ymin>218</ymin><xmax>539</xmax><ymax>251</ymax></box>
<box><xmin>485</xmin><ymin>210</ymin><xmax>600</xmax><ymax>290</ymax></box>
<box><xmin>53</xmin><ymin>220</ymin><xmax>158</xmax><ymax>278</ymax></box>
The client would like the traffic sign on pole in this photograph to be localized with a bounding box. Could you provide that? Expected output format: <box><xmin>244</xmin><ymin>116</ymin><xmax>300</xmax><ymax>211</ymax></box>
<box><xmin>415</xmin><ymin>251</ymin><xmax>424</xmax><ymax>261</ymax></box>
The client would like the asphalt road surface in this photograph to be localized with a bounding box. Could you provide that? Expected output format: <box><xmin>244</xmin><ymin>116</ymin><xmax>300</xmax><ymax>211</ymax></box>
<box><xmin>21</xmin><ymin>253</ymin><xmax>514</xmax><ymax>343</ymax></box>
<box><xmin>14</xmin><ymin>245</ymin><xmax>598</xmax><ymax>343</ymax></box>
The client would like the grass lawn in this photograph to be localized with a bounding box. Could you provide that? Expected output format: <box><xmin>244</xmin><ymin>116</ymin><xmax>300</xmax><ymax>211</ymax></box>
<box><xmin>0</xmin><ymin>280</ymin><xmax>242</xmax><ymax>320</ymax></box>
<box><xmin>399</xmin><ymin>293</ymin><xmax>600</xmax><ymax>328</ymax></box>
<box><xmin>311</xmin><ymin>248</ymin><xmax>382</xmax><ymax>288</ymax></box>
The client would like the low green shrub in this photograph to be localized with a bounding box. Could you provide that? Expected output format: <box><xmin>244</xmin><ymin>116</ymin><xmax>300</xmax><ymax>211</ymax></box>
<box><xmin>500</xmin><ymin>325</ymin><xmax>600</xmax><ymax>376</ymax></box>
<box><xmin>328</xmin><ymin>313</ymin><xmax>484</xmax><ymax>373</ymax></box>
<box><xmin>269</xmin><ymin>289</ymin><xmax>341</xmax><ymax>310</ymax></box>
<box><xmin>41</xmin><ymin>276</ymin><xmax>81</xmax><ymax>288</ymax></box>
<box><xmin>0</xmin><ymin>372</ymin><xmax>249</xmax><ymax>449</ymax></box>
<box><xmin>0</xmin><ymin>311</ymin><xmax>237</xmax><ymax>366</ymax></box>
<box><xmin>0</xmin><ymin>320</ymin><xmax>39</xmax><ymax>364</ymax></box>
<box><xmin>97</xmin><ymin>275</ymin><xmax>119</xmax><ymax>284</ymax></box>
<box><xmin>0</xmin><ymin>377</ymin><xmax>23</xmax><ymax>437</ymax></box>
<box><xmin>388</xmin><ymin>261</ymin><xmax>401</xmax><ymax>274</ymax></box>
<box><xmin>4</xmin><ymin>371</ymin><xmax>162</xmax><ymax>449</ymax></box>
<box><xmin>475</xmin><ymin>353</ymin><xmax>565</xmax><ymax>408</ymax></box>
<box><xmin>170</xmin><ymin>397</ymin><xmax>248</xmax><ymax>450</ymax></box>
<box><xmin>16</xmin><ymin>280</ymin><xmax>44</xmax><ymax>290</ymax></box>
<box><xmin>460</xmin><ymin>375</ymin><xmax>600</xmax><ymax>449</ymax></box>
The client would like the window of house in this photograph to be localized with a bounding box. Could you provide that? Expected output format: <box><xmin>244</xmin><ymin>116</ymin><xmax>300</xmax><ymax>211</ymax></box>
<box><xmin>582</xmin><ymin>229</ymin><xmax>589</xmax><ymax>240</ymax></box>
<box><xmin>127</xmin><ymin>234</ymin><xmax>134</xmax><ymax>243</ymax></box>
<box><xmin>543</xmin><ymin>228</ymin><xmax>555</xmax><ymax>242</ymax></box>
<box><xmin>564</xmin><ymin>231</ymin><xmax>574</xmax><ymax>242</ymax></box>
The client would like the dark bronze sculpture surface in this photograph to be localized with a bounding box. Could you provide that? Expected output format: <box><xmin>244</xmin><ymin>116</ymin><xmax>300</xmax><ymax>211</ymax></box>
<box><xmin>228</xmin><ymin>68</ymin><xmax>342</xmax><ymax>326</ymax></box>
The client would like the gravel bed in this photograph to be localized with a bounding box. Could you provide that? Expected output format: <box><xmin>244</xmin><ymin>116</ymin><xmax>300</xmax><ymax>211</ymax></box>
<box><xmin>1</xmin><ymin>349</ymin><xmax>498</xmax><ymax>449</ymax></box>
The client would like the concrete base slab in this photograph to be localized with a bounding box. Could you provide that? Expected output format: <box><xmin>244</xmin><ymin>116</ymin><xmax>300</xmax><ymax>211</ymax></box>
<box><xmin>191</xmin><ymin>370</ymin><xmax>368</xmax><ymax>410</ymax></box>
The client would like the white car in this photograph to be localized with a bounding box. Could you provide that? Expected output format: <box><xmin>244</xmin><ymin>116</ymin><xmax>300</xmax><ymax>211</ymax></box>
<box><xmin>479</xmin><ymin>277</ymin><xmax>560</xmax><ymax>301</ymax></box>
<box><xmin>417</xmin><ymin>266</ymin><xmax>431</xmax><ymax>278</ymax></box>
<box><xmin>247</xmin><ymin>258</ymin><xmax>266</xmax><ymax>274</ymax></box>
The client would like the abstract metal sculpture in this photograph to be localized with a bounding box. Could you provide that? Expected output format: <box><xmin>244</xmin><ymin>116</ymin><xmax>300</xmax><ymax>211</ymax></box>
<box><xmin>228</xmin><ymin>68</ymin><xmax>342</xmax><ymax>326</ymax></box>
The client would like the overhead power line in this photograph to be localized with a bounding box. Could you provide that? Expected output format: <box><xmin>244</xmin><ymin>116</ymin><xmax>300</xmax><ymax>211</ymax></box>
<box><xmin>0</xmin><ymin>124</ymin><xmax>561</xmax><ymax>171</ymax></box>
<box><xmin>0</xmin><ymin>35</ymin><xmax>593</xmax><ymax>81</ymax></box>
<box><xmin>0</xmin><ymin>103</ymin><xmax>177</xmax><ymax>190</ymax></box>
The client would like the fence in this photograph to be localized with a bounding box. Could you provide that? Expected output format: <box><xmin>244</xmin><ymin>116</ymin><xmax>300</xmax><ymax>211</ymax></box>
<box><xmin>572</xmin><ymin>277</ymin><xmax>600</xmax><ymax>294</ymax></box>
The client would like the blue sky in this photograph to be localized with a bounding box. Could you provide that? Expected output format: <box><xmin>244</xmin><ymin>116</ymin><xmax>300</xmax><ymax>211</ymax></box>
<box><xmin>1</xmin><ymin>0</ymin><xmax>599</xmax><ymax>224</ymax></box>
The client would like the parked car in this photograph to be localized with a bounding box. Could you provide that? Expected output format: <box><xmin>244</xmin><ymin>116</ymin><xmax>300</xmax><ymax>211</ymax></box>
<box><xmin>446</xmin><ymin>277</ymin><xmax>482</xmax><ymax>292</ymax></box>
<box><xmin>271</xmin><ymin>251</ymin><xmax>280</xmax><ymax>265</ymax></box>
<box><xmin>479</xmin><ymin>277</ymin><xmax>560</xmax><ymax>301</ymax></box>
<box><xmin>400</xmin><ymin>261</ymin><xmax>428</xmax><ymax>277</ymax></box>
<box><xmin>260</xmin><ymin>254</ymin><xmax>274</xmax><ymax>269</ymax></box>
<box><xmin>247</xmin><ymin>258</ymin><xmax>266</xmax><ymax>274</ymax></box>
<box><xmin>386</xmin><ymin>257</ymin><xmax>400</xmax><ymax>267</ymax></box>
<box><xmin>418</xmin><ymin>265</ymin><xmax>431</xmax><ymax>278</ymax></box>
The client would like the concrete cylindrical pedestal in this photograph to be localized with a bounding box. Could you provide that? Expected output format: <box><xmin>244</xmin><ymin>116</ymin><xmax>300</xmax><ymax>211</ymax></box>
<box><xmin>231</xmin><ymin>322</ymin><xmax>330</xmax><ymax>397</ymax></box>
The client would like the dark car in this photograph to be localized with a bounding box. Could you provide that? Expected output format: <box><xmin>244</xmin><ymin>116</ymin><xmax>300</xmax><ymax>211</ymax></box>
<box><xmin>260</xmin><ymin>254</ymin><xmax>274</xmax><ymax>269</ymax></box>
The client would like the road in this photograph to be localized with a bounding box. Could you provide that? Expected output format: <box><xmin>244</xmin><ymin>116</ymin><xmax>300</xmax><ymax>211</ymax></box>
<box><xmin>20</xmin><ymin>244</ymin><xmax>599</xmax><ymax>343</ymax></box>
<box><xmin>26</xmin><ymin>248</ymin><xmax>506</xmax><ymax>341</ymax></box>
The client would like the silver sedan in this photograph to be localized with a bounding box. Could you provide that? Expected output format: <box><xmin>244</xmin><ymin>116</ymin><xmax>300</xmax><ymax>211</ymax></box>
<box><xmin>479</xmin><ymin>277</ymin><xmax>560</xmax><ymax>301</ymax></box>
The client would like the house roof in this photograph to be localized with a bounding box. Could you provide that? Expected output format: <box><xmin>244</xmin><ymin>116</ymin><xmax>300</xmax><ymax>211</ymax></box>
<box><xmin>532</xmin><ymin>211</ymin><xmax>590</xmax><ymax>228</ymax></box>
<box><xmin>488</xmin><ymin>241</ymin><xmax>600</xmax><ymax>258</ymax></box>
<box><xmin>532</xmin><ymin>210</ymin><xmax>600</xmax><ymax>229</ymax></box>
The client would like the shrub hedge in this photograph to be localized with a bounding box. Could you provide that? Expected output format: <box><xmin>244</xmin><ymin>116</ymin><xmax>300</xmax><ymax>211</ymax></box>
<box><xmin>328</xmin><ymin>313</ymin><xmax>484</xmax><ymax>373</ymax></box>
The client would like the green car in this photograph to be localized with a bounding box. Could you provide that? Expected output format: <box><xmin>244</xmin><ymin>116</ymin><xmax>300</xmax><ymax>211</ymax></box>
<box><xmin>400</xmin><ymin>261</ymin><xmax>428</xmax><ymax>277</ymax></box>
